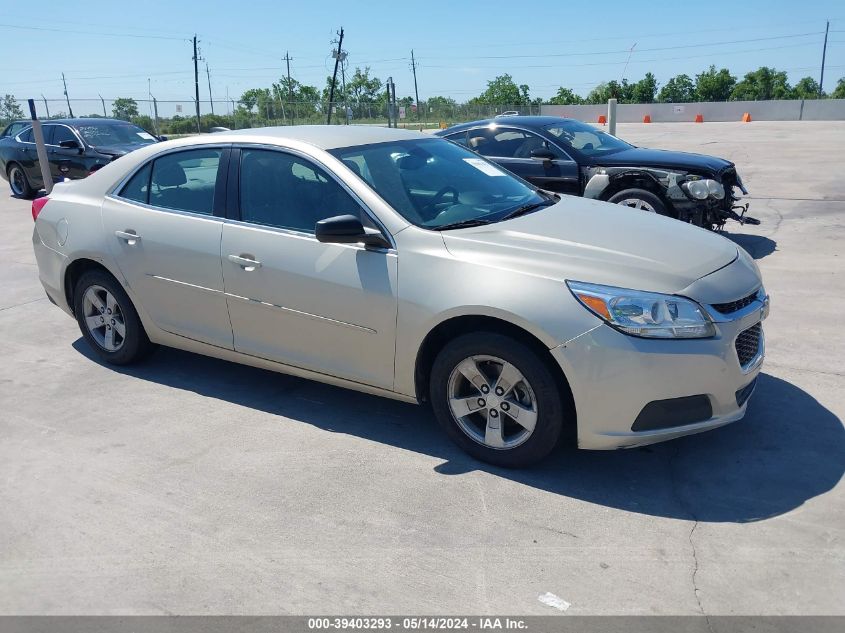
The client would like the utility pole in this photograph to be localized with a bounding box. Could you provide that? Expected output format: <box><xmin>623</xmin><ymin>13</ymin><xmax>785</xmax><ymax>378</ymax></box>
<box><xmin>410</xmin><ymin>49</ymin><xmax>421</xmax><ymax>122</ymax></box>
<box><xmin>284</xmin><ymin>51</ymin><xmax>294</xmax><ymax>124</ymax></box>
<box><xmin>99</xmin><ymin>94</ymin><xmax>107</xmax><ymax>117</ymax></box>
<box><xmin>61</xmin><ymin>73</ymin><xmax>74</xmax><ymax>117</ymax></box>
<box><xmin>41</xmin><ymin>95</ymin><xmax>50</xmax><ymax>118</ymax></box>
<box><xmin>819</xmin><ymin>20</ymin><xmax>830</xmax><ymax>97</ymax></box>
<box><xmin>205</xmin><ymin>61</ymin><xmax>214</xmax><ymax>114</ymax></box>
<box><xmin>193</xmin><ymin>34</ymin><xmax>201</xmax><ymax>132</ymax></box>
<box><xmin>327</xmin><ymin>27</ymin><xmax>344</xmax><ymax>125</ymax></box>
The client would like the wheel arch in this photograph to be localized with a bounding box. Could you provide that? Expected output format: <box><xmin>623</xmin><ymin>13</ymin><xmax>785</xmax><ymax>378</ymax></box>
<box><xmin>63</xmin><ymin>257</ymin><xmax>122</xmax><ymax>316</ymax></box>
<box><xmin>599</xmin><ymin>170</ymin><xmax>677</xmax><ymax>216</ymax></box>
<box><xmin>413</xmin><ymin>314</ymin><xmax>575</xmax><ymax>424</ymax></box>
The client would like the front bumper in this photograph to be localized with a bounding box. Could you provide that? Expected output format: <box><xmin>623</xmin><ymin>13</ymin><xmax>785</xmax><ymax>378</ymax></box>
<box><xmin>552</xmin><ymin>304</ymin><xmax>764</xmax><ymax>450</ymax></box>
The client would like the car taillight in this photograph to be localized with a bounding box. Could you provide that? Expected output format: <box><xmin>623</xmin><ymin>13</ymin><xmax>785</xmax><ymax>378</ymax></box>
<box><xmin>32</xmin><ymin>197</ymin><xmax>49</xmax><ymax>221</ymax></box>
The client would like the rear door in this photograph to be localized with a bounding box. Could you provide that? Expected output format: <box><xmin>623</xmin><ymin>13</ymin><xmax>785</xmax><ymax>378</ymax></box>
<box><xmin>220</xmin><ymin>146</ymin><xmax>398</xmax><ymax>389</ymax></box>
<box><xmin>466</xmin><ymin>126</ymin><xmax>581</xmax><ymax>194</ymax></box>
<box><xmin>101</xmin><ymin>146</ymin><xmax>234</xmax><ymax>348</ymax></box>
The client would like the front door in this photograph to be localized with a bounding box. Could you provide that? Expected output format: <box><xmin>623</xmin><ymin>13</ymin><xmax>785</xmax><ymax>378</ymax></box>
<box><xmin>221</xmin><ymin>147</ymin><xmax>398</xmax><ymax>389</ymax></box>
<box><xmin>101</xmin><ymin>147</ymin><xmax>234</xmax><ymax>348</ymax></box>
<box><xmin>467</xmin><ymin>126</ymin><xmax>581</xmax><ymax>195</ymax></box>
<box><xmin>48</xmin><ymin>124</ymin><xmax>90</xmax><ymax>181</ymax></box>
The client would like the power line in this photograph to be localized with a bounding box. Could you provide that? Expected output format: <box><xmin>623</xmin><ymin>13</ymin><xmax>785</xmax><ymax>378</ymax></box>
<box><xmin>0</xmin><ymin>22</ymin><xmax>187</xmax><ymax>41</ymax></box>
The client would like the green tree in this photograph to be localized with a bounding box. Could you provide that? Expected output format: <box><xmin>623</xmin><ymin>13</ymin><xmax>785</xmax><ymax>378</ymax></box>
<box><xmin>111</xmin><ymin>97</ymin><xmax>139</xmax><ymax>121</ymax></box>
<box><xmin>0</xmin><ymin>94</ymin><xmax>24</xmax><ymax>122</ymax></box>
<box><xmin>730</xmin><ymin>67</ymin><xmax>791</xmax><ymax>101</ymax></box>
<box><xmin>832</xmin><ymin>77</ymin><xmax>845</xmax><ymax>99</ymax></box>
<box><xmin>790</xmin><ymin>76</ymin><xmax>823</xmax><ymax>99</ymax></box>
<box><xmin>657</xmin><ymin>74</ymin><xmax>696</xmax><ymax>102</ymax></box>
<box><xmin>694</xmin><ymin>66</ymin><xmax>736</xmax><ymax>102</ymax></box>
<box><xmin>631</xmin><ymin>73</ymin><xmax>658</xmax><ymax>103</ymax></box>
<box><xmin>548</xmin><ymin>87</ymin><xmax>583</xmax><ymax>105</ymax></box>
<box><xmin>347</xmin><ymin>67</ymin><xmax>383</xmax><ymax>104</ymax></box>
<box><xmin>472</xmin><ymin>74</ymin><xmax>530</xmax><ymax>105</ymax></box>
<box><xmin>585</xmin><ymin>80</ymin><xmax>632</xmax><ymax>104</ymax></box>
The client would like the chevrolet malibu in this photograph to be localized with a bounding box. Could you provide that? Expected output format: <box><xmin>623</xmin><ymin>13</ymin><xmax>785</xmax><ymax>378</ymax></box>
<box><xmin>31</xmin><ymin>126</ymin><xmax>768</xmax><ymax>467</ymax></box>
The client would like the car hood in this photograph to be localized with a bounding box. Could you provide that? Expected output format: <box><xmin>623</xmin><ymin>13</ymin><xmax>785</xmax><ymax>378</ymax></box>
<box><xmin>90</xmin><ymin>144</ymin><xmax>143</xmax><ymax>158</ymax></box>
<box><xmin>441</xmin><ymin>196</ymin><xmax>739</xmax><ymax>296</ymax></box>
<box><xmin>586</xmin><ymin>147</ymin><xmax>733</xmax><ymax>174</ymax></box>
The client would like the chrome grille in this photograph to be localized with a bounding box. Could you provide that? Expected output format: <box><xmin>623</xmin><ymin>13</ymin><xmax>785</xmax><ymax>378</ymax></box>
<box><xmin>735</xmin><ymin>323</ymin><xmax>762</xmax><ymax>367</ymax></box>
<box><xmin>713</xmin><ymin>291</ymin><xmax>759</xmax><ymax>315</ymax></box>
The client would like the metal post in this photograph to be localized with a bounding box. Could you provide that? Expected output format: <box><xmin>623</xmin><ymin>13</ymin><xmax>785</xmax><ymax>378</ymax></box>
<box><xmin>411</xmin><ymin>49</ymin><xmax>421</xmax><ymax>122</ymax></box>
<box><xmin>607</xmin><ymin>98</ymin><xmax>617</xmax><ymax>136</ymax></box>
<box><xmin>27</xmin><ymin>99</ymin><xmax>53</xmax><ymax>195</ymax></box>
<box><xmin>385</xmin><ymin>83</ymin><xmax>392</xmax><ymax>127</ymax></box>
<box><xmin>99</xmin><ymin>94</ymin><xmax>107</xmax><ymax>117</ymax></box>
<box><xmin>819</xmin><ymin>20</ymin><xmax>829</xmax><ymax>97</ymax></box>
<box><xmin>284</xmin><ymin>51</ymin><xmax>294</xmax><ymax>125</ymax></box>
<box><xmin>152</xmin><ymin>98</ymin><xmax>160</xmax><ymax>136</ymax></box>
<box><xmin>41</xmin><ymin>95</ymin><xmax>50</xmax><ymax>119</ymax></box>
<box><xmin>327</xmin><ymin>27</ymin><xmax>344</xmax><ymax>125</ymax></box>
<box><xmin>206</xmin><ymin>61</ymin><xmax>214</xmax><ymax>114</ymax></box>
<box><xmin>193</xmin><ymin>35</ymin><xmax>201</xmax><ymax>133</ymax></box>
<box><xmin>61</xmin><ymin>73</ymin><xmax>74</xmax><ymax>117</ymax></box>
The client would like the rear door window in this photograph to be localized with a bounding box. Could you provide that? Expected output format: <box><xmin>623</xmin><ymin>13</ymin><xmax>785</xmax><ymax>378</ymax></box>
<box><xmin>119</xmin><ymin>163</ymin><xmax>152</xmax><ymax>204</ymax></box>
<box><xmin>149</xmin><ymin>149</ymin><xmax>223</xmax><ymax>215</ymax></box>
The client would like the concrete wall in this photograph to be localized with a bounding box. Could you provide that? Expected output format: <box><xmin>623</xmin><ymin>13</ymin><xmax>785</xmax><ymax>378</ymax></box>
<box><xmin>540</xmin><ymin>99</ymin><xmax>845</xmax><ymax>122</ymax></box>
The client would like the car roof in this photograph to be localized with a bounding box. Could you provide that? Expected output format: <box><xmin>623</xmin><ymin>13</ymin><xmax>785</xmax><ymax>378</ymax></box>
<box><xmin>215</xmin><ymin>125</ymin><xmax>427</xmax><ymax>150</ymax></box>
<box><xmin>439</xmin><ymin>116</ymin><xmax>579</xmax><ymax>134</ymax></box>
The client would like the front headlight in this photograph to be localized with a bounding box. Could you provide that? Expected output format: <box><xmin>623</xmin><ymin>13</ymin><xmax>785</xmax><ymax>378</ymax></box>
<box><xmin>682</xmin><ymin>178</ymin><xmax>724</xmax><ymax>200</ymax></box>
<box><xmin>567</xmin><ymin>281</ymin><xmax>716</xmax><ymax>339</ymax></box>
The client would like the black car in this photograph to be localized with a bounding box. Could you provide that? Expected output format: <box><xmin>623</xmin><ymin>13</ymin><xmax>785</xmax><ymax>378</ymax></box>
<box><xmin>436</xmin><ymin>116</ymin><xmax>756</xmax><ymax>229</ymax></box>
<box><xmin>1</xmin><ymin>120</ymin><xmax>30</xmax><ymax>139</ymax></box>
<box><xmin>0</xmin><ymin>118</ymin><xmax>160</xmax><ymax>198</ymax></box>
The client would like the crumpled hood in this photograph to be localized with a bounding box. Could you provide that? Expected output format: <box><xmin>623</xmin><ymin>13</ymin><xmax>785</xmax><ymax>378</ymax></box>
<box><xmin>588</xmin><ymin>147</ymin><xmax>733</xmax><ymax>174</ymax></box>
<box><xmin>91</xmin><ymin>145</ymin><xmax>135</xmax><ymax>159</ymax></box>
<box><xmin>441</xmin><ymin>196</ymin><xmax>739</xmax><ymax>296</ymax></box>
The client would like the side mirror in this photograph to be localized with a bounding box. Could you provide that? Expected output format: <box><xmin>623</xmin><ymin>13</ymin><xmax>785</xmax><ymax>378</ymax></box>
<box><xmin>315</xmin><ymin>214</ymin><xmax>391</xmax><ymax>249</ymax></box>
<box><xmin>59</xmin><ymin>139</ymin><xmax>82</xmax><ymax>152</ymax></box>
<box><xmin>530</xmin><ymin>147</ymin><xmax>556</xmax><ymax>161</ymax></box>
<box><xmin>157</xmin><ymin>135</ymin><xmax>168</xmax><ymax>141</ymax></box>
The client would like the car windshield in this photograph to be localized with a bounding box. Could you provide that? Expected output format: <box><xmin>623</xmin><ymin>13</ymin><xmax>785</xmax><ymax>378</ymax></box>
<box><xmin>75</xmin><ymin>123</ymin><xmax>158</xmax><ymax>147</ymax></box>
<box><xmin>544</xmin><ymin>120</ymin><xmax>632</xmax><ymax>157</ymax></box>
<box><xmin>328</xmin><ymin>138</ymin><xmax>550</xmax><ymax>230</ymax></box>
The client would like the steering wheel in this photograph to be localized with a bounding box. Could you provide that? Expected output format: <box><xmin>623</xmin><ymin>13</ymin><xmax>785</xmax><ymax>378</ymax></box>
<box><xmin>424</xmin><ymin>185</ymin><xmax>459</xmax><ymax>213</ymax></box>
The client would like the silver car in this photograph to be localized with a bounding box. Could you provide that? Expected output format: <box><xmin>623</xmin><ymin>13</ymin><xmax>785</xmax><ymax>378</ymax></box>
<box><xmin>31</xmin><ymin>126</ymin><xmax>768</xmax><ymax>467</ymax></box>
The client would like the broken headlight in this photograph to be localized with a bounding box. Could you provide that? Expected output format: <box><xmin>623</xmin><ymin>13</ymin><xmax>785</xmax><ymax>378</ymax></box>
<box><xmin>682</xmin><ymin>177</ymin><xmax>724</xmax><ymax>200</ymax></box>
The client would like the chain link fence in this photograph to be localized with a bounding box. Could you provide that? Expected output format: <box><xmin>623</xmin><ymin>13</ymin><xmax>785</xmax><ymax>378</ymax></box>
<box><xmin>4</xmin><ymin>98</ymin><xmax>544</xmax><ymax>135</ymax></box>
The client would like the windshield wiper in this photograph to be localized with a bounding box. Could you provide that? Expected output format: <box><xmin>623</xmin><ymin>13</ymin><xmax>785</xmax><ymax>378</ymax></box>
<box><xmin>499</xmin><ymin>198</ymin><xmax>556</xmax><ymax>222</ymax></box>
<box><xmin>434</xmin><ymin>218</ymin><xmax>496</xmax><ymax>231</ymax></box>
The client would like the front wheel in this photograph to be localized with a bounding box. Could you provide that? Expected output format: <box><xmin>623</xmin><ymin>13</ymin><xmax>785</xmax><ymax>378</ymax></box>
<box><xmin>430</xmin><ymin>332</ymin><xmax>568</xmax><ymax>467</ymax></box>
<box><xmin>607</xmin><ymin>188</ymin><xmax>669</xmax><ymax>216</ymax></box>
<box><xmin>8</xmin><ymin>163</ymin><xmax>35</xmax><ymax>199</ymax></box>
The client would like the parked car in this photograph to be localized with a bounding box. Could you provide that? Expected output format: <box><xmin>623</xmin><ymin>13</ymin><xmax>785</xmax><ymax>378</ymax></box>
<box><xmin>1</xmin><ymin>118</ymin><xmax>160</xmax><ymax>198</ymax></box>
<box><xmin>31</xmin><ymin>126</ymin><xmax>767</xmax><ymax>467</ymax></box>
<box><xmin>436</xmin><ymin>116</ymin><xmax>758</xmax><ymax>230</ymax></box>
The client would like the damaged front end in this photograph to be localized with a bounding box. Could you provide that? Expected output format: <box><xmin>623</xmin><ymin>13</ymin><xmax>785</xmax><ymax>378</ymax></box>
<box><xmin>583</xmin><ymin>165</ymin><xmax>759</xmax><ymax>230</ymax></box>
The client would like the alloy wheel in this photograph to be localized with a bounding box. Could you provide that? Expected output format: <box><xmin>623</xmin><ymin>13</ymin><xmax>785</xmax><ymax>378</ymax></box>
<box><xmin>446</xmin><ymin>354</ymin><xmax>538</xmax><ymax>450</ymax></box>
<box><xmin>82</xmin><ymin>285</ymin><xmax>126</xmax><ymax>352</ymax></box>
<box><xmin>9</xmin><ymin>166</ymin><xmax>26</xmax><ymax>196</ymax></box>
<box><xmin>617</xmin><ymin>198</ymin><xmax>656</xmax><ymax>212</ymax></box>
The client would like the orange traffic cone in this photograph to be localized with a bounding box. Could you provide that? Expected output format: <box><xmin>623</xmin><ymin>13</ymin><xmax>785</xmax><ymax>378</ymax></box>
<box><xmin>643</xmin><ymin>115</ymin><xmax>651</xmax><ymax>123</ymax></box>
<box><xmin>742</xmin><ymin>112</ymin><xmax>752</xmax><ymax>122</ymax></box>
<box><xmin>694</xmin><ymin>114</ymin><xmax>704</xmax><ymax>123</ymax></box>
<box><xmin>597</xmin><ymin>115</ymin><xmax>607</xmax><ymax>124</ymax></box>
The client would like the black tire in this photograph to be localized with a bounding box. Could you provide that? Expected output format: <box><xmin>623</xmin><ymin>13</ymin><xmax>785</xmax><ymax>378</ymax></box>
<box><xmin>73</xmin><ymin>269</ymin><xmax>156</xmax><ymax>365</ymax></box>
<box><xmin>430</xmin><ymin>332</ymin><xmax>569</xmax><ymax>468</ymax></box>
<box><xmin>607</xmin><ymin>188</ymin><xmax>670</xmax><ymax>216</ymax></box>
<box><xmin>8</xmin><ymin>163</ymin><xmax>35</xmax><ymax>199</ymax></box>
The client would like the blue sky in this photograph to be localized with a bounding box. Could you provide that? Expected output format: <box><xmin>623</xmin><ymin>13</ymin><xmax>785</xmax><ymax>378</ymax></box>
<box><xmin>2</xmin><ymin>0</ymin><xmax>843</xmax><ymax>110</ymax></box>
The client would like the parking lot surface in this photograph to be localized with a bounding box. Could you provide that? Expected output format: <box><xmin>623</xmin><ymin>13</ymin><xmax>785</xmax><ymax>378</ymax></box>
<box><xmin>1</xmin><ymin>121</ymin><xmax>843</xmax><ymax>615</ymax></box>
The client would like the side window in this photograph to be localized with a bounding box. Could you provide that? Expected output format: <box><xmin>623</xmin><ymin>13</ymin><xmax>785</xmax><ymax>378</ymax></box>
<box><xmin>17</xmin><ymin>127</ymin><xmax>33</xmax><ymax>143</ymax></box>
<box><xmin>149</xmin><ymin>149</ymin><xmax>222</xmax><ymax>215</ymax></box>
<box><xmin>239</xmin><ymin>149</ymin><xmax>364</xmax><ymax>233</ymax></box>
<box><xmin>467</xmin><ymin>128</ymin><xmax>561</xmax><ymax>159</ymax></box>
<box><xmin>52</xmin><ymin>125</ymin><xmax>78</xmax><ymax>146</ymax></box>
<box><xmin>39</xmin><ymin>125</ymin><xmax>55</xmax><ymax>145</ymax></box>
<box><xmin>119</xmin><ymin>163</ymin><xmax>152</xmax><ymax>204</ymax></box>
<box><xmin>444</xmin><ymin>131</ymin><xmax>468</xmax><ymax>147</ymax></box>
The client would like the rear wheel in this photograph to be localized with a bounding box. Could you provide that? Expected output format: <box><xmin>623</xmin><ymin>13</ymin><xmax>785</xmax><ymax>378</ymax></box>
<box><xmin>8</xmin><ymin>163</ymin><xmax>35</xmax><ymax>199</ymax></box>
<box><xmin>607</xmin><ymin>188</ymin><xmax>668</xmax><ymax>216</ymax></box>
<box><xmin>73</xmin><ymin>270</ymin><xmax>156</xmax><ymax>365</ymax></box>
<box><xmin>430</xmin><ymin>332</ymin><xmax>568</xmax><ymax>467</ymax></box>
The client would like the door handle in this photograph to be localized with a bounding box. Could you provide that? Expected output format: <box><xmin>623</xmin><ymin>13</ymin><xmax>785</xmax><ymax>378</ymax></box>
<box><xmin>115</xmin><ymin>230</ymin><xmax>141</xmax><ymax>245</ymax></box>
<box><xmin>228</xmin><ymin>254</ymin><xmax>262</xmax><ymax>271</ymax></box>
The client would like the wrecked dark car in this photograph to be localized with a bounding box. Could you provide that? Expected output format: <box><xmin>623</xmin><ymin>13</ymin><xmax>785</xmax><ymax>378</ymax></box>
<box><xmin>436</xmin><ymin>116</ymin><xmax>757</xmax><ymax>230</ymax></box>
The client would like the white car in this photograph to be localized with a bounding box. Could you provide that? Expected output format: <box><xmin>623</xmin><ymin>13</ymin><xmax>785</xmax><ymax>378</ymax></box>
<box><xmin>30</xmin><ymin>126</ymin><xmax>768</xmax><ymax>467</ymax></box>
